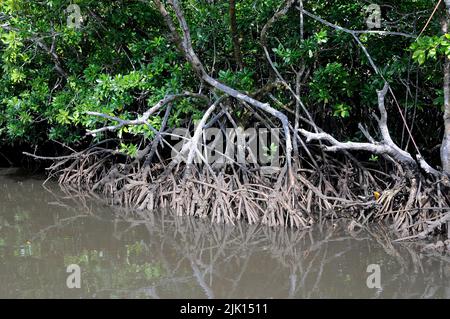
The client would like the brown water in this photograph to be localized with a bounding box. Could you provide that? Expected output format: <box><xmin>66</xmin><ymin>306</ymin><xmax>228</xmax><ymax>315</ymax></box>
<box><xmin>0</xmin><ymin>168</ymin><xmax>449</xmax><ymax>299</ymax></box>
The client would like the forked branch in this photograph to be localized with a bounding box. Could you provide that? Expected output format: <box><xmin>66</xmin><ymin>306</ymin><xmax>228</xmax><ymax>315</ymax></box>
<box><xmin>299</xmin><ymin>83</ymin><xmax>440</xmax><ymax>176</ymax></box>
<box><xmin>86</xmin><ymin>93</ymin><xmax>208</xmax><ymax>135</ymax></box>
<box><xmin>155</xmin><ymin>0</ymin><xmax>294</xmax><ymax>173</ymax></box>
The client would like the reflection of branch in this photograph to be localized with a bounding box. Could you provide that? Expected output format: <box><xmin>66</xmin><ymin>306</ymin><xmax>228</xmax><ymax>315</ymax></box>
<box><xmin>227</xmin><ymin>252</ymin><xmax>252</xmax><ymax>298</ymax></box>
<box><xmin>190</xmin><ymin>260</ymin><xmax>215</xmax><ymax>299</ymax></box>
<box><xmin>30</xmin><ymin>214</ymin><xmax>91</xmax><ymax>241</ymax></box>
<box><xmin>308</xmin><ymin>244</ymin><xmax>327</xmax><ymax>298</ymax></box>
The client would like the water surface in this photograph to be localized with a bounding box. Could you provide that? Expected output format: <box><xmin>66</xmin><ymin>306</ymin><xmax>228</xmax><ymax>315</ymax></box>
<box><xmin>0</xmin><ymin>168</ymin><xmax>449</xmax><ymax>298</ymax></box>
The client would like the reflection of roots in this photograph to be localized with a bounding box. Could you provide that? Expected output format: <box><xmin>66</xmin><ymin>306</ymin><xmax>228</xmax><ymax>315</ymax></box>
<box><xmin>50</xmin><ymin>145</ymin><xmax>450</xmax><ymax>238</ymax></box>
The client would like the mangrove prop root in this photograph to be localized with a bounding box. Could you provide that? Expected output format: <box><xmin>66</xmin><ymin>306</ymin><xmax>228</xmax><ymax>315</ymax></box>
<box><xmin>44</xmin><ymin>143</ymin><xmax>450</xmax><ymax>239</ymax></box>
<box><xmin>29</xmin><ymin>0</ymin><xmax>450</xmax><ymax>240</ymax></box>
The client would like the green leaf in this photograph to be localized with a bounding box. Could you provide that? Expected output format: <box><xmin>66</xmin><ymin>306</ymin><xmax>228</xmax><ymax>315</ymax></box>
<box><xmin>412</xmin><ymin>50</ymin><xmax>426</xmax><ymax>65</ymax></box>
<box><xmin>428</xmin><ymin>48</ymin><xmax>436</xmax><ymax>59</ymax></box>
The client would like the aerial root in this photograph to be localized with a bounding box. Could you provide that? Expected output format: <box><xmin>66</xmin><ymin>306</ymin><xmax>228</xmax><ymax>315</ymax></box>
<box><xmin>49</xmin><ymin>146</ymin><xmax>450</xmax><ymax>238</ymax></box>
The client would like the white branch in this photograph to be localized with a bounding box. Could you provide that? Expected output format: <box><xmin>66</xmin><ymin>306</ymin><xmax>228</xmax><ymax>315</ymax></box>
<box><xmin>86</xmin><ymin>93</ymin><xmax>208</xmax><ymax>135</ymax></box>
<box><xmin>157</xmin><ymin>0</ymin><xmax>294</xmax><ymax>170</ymax></box>
<box><xmin>299</xmin><ymin>82</ymin><xmax>441</xmax><ymax>176</ymax></box>
<box><xmin>299</xmin><ymin>8</ymin><xmax>416</xmax><ymax>39</ymax></box>
<box><xmin>299</xmin><ymin>130</ymin><xmax>390</xmax><ymax>154</ymax></box>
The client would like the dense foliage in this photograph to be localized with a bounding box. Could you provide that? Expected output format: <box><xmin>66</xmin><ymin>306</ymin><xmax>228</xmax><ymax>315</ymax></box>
<box><xmin>0</xmin><ymin>0</ymin><xmax>446</xmax><ymax>165</ymax></box>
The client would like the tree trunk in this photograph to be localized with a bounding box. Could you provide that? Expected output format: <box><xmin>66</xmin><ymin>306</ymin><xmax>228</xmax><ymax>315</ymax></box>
<box><xmin>442</xmin><ymin>2</ymin><xmax>450</xmax><ymax>175</ymax></box>
<box><xmin>229</xmin><ymin>0</ymin><xmax>243</xmax><ymax>70</ymax></box>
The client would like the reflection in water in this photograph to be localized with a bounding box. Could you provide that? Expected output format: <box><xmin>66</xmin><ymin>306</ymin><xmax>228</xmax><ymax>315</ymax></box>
<box><xmin>0</xmin><ymin>168</ymin><xmax>449</xmax><ymax>298</ymax></box>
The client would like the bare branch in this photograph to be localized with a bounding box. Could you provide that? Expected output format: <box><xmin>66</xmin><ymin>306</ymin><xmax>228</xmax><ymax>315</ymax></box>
<box><xmin>299</xmin><ymin>82</ymin><xmax>441</xmax><ymax>176</ymax></box>
<box><xmin>156</xmin><ymin>0</ymin><xmax>295</xmax><ymax>172</ymax></box>
<box><xmin>86</xmin><ymin>93</ymin><xmax>209</xmax><ymax>135</ymax></box>
<box><xmin>299</xmin><ymin>8</ymin><xmax>416</xmax><ymax>39</ymax></box>
<box><xmin>185</xmin><ymin>97</ymin><xmax>226</xmax><ymax>173</ymax></box>
<box><xmin>299</xmin><ymin>130</ymin><xmax>391</xmax><ymax>154</ymax></box>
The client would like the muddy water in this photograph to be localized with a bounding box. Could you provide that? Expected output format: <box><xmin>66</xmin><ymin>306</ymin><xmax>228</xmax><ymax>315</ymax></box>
<box><xmin>0</xmin><ymin>168</ymin><xmax>449</xmax><ymax>299</ymax></box>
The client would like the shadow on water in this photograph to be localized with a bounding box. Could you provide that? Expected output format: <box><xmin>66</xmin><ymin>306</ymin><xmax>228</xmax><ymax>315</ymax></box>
<box><xmin>0</xmin><ymin>169</ymin><xmax>449</xmax><ymax>299</ymax></box>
